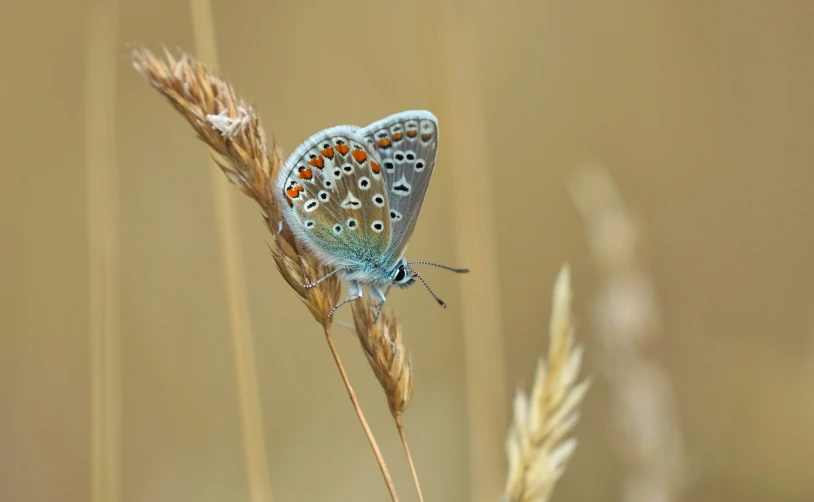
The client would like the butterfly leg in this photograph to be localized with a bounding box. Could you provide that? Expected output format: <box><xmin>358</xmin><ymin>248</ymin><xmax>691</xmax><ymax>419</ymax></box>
<box><xmin>302</xmin><ymin>267</ymin><xmax>344</xmax><ymax>289</ymax></box>
<box><xmin>372</xmin><ymin>285</ymin><xmax>391</xmax><ymax>322</ymax></box>
<box><xmin>327</xmin><ymin>280</ymin><xmax>362</xmax><ymax>317</ymax></box>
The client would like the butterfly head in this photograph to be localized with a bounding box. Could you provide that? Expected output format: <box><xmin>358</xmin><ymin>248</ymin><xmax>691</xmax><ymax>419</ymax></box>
<box><xmin>390</xmin><ymin>259</ymin><xmax>416</xmax><ymax>289</ymax></box>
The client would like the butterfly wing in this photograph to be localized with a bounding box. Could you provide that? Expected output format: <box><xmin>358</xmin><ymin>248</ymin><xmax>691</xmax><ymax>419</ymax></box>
<box><xmin>357</xmin><ymin>110</ymin><xmax>439</xmax><ymax>263</ymax></box>
<box><xmin>275</xmin><ymin>125</ymin><xmax>392</xmax><ymax>269</ymax></box>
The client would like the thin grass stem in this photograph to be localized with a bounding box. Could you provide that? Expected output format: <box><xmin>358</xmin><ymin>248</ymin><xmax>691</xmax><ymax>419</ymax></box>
<box><xmin>322</xmin><ymin>325</ymin><xmax>400</xmax><ymax>502</ymax></box>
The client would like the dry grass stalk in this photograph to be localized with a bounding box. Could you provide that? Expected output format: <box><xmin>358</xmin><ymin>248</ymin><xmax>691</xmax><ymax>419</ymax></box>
<box><xmin>501</xmin><ymin>265</ymin><xmax>591</xmax><ymax>502</ymax></box>
<box><xmin>351</xmin><ymin>299</ymin><xmax>423</xmax><ymax>502</ymax></box>
<box><xmin>131</xmin><ymin>47</ymin><xmax>401</xmax><ymax>501</ymax></box>
<box><xmin>569</xmin><ymin>164</ymin><xmax>685</xmax><ymax>502</ymax></box>
<box><xmin>418</xmin><ymin>3</ymin><xmax>510</xmax><ymax>499</ymax></box>
<box><xmin>86</xmin><ymin>2</ymin><xmax>121</xmax><ymax>502</ymax></box>
<box><xmin>187</xmin><ymin>3</ymin><xmax>273</xmax><ymax>499</ymax></box>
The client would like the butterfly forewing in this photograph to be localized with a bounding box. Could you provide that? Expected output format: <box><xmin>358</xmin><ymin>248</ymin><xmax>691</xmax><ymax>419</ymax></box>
<box><xmin>276</xmin><ymin>125</ymin><xmax>391</xmax><ymax>267</ymax></box>
<box><xmin>358</xmin><ymin>110</ymin><xmax>439</xmax><ymax>262</ymax></box>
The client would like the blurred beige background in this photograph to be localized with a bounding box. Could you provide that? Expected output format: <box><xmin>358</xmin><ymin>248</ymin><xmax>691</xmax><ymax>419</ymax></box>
<box><xmin>3</xmin><ymin>0</ymin><xmax>814</xmax><ymax>501</ymax></box>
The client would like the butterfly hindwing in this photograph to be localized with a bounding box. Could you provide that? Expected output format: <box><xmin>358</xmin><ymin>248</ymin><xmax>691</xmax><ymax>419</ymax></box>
<box><xmin>358</xmin><ymin>110</ymin><xmax>439</xmax><ymax>262</ymax></box>
<box><xmin>276</xmin><ymin>125</ymin><xmax>391</xmax><ymax>267</ymax></box>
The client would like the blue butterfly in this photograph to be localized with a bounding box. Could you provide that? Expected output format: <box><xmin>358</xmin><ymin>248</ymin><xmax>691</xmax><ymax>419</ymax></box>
<box><xmin>274</xmin><ymin>110</ymin><xmax>468</xmax><ymax>318</ymax></box>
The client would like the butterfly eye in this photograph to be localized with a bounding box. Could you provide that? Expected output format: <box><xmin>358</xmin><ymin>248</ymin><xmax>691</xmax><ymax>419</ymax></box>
<box><xmin>394</xmin><ymin>266</ymin><xmax>406</xmax><ymax>282</ymax></box>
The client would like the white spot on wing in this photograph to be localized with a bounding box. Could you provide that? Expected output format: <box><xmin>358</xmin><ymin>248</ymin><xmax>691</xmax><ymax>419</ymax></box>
<box><xmin>391</xmin><ymin>175</ymin><xmax>411</xmax><ymax>197</ymax></box>
<box><xmin>341</xmin><ymin>192</ymin><xmax>362</xmax><ymax>209</ymax></box>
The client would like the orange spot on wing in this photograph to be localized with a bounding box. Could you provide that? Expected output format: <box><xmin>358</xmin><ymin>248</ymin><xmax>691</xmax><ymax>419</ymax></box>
<box><xmin>321</xmin><ymin>147</ymin><xmax>334</xmax><ymax>159</ymax></box>
<box><xmin>370</xmin><ymin>161</ymin><xmax>381</xmax><ymax>174</ymax></box>
<box><xmin>392</xmin><ymin>132</ymin><xmax>404</xmax><ymax>141</ymax></box>
<box><xmin>377</xmin><ymin>138</ymin><xmax>391</xmax><ymax>148</ymax></box>
<box><xmin>284</xmin><ymin>194</ymin><xmax>293</xmax><ymax>207</ymax></box>
<box><xmin>421</xmin><ymin>133</ymin><xmax>433</xmax><ymax>141</ymax></box>
<box><xmin>335</xmin><ymin>144</ymin><xmax>350</xmax><ymax>155</ymax></box>
<box><xmin>286</xmin><ymin>184</ymin><xmax>304</xmax><ymax>198</ymax></box>
<box><xmin>308</xmin><ymin>156</ymin><xmax>324</xmax><ymax>168</ymax></box>
<box><xmin>298</xmin><ymin>168</ymin><xmax>313</xmax><ymax>179</ymax></box>
<box><xmin>406</xmin><ymin>130</ymin><xmax>417</xmax><ymax>138</ymax></box>
<box><xmin>352</xmin><ymin>149</ymin><xmax>368</xmax><ymax>163</ymax></box>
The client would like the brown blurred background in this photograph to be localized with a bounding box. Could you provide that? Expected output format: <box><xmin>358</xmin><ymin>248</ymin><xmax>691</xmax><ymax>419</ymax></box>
<box><xmin>3</xmin><ymin>0</ymin><xmax>814</xmax><ymax>501</ymax></box>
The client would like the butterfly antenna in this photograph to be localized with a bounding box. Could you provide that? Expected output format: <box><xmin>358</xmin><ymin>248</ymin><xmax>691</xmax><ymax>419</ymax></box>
<box><xmin>407</xmin><ymin>261</ymin><xmax>470</xmax><ymax>274</ymax></box>
<box><xmin>410</xmin><ymin>270</ymin><xmax>447</xmax><ymax>309</ymax></box>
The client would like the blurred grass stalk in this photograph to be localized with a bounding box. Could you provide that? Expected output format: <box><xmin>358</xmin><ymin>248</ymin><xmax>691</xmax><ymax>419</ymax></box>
<box><xmin>188</xmin><ymin>1</ymin><xmax>274</xmax><ymax>501</ymax></box>
<box><xmin>419</xmin><ymin>1</ymin><xmax>510</xmax><ymax>499</ymax></box>
<box><xmin>84</xmin><ymin>1</ymin><xmax>121</xmax><ymax>502</ymax></box>
<box><xmin>569</xmin><ymin>164</ymin><xmax>685</xmax><ymax>502</ymax></box>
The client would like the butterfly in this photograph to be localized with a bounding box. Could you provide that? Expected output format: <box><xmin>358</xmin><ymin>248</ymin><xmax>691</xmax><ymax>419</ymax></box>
<box><xmin>274</xmin><ymin>110</ymin><xmax>468</xmax><ymax>318</ymax></box>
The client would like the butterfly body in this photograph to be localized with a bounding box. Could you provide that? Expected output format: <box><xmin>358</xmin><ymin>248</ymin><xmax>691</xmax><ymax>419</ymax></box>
<box><xmin>274</xmin><ymin>110</ymin><xmax>463</xmax><ymax>316</ymax></box>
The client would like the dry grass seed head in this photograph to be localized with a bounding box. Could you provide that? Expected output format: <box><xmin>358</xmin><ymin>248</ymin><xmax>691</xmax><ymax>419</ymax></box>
<box><xmin>131</xmin><ymin>47</ymin><xmax>340</xmax><ymax>325</ymax></box>
<box><xmin>502</xmin><ymin>264</ymin><xmax>591</xmax><ymax>502</ymax></box>
<box><xmin>351</xmin><ymin>298</ymin><xmax>414</xmax><ymax>418</ymax></box>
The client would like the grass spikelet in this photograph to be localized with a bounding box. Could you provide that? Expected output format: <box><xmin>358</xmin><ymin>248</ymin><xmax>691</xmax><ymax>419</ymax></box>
<box><xmin>352</xmin><ymin>299</ymin><xmax>414</xmax><ymax>417</ymax></box>
<box><xmin>132</xmin><ymin>47</ymin><xmax>400</xmax><ymax>501</ymax></box>
<box><xmin>569</xmin><ymin>164</ymin><xmax>685</xmax><ymax>502</ymax></box>
<box><xmin>131</xmin><ymin>46</ymin><xmax>341</xmax><ymax>326</ymax></box>
<box><xmin>501</xmin><ymin>264</ymin><xmax>590</xmax><ymax>502</ymax></box>
<box><xmin>351</xmin><ymin>298</ymin><xmax>424</xmax><ymax>501</ymax></box>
